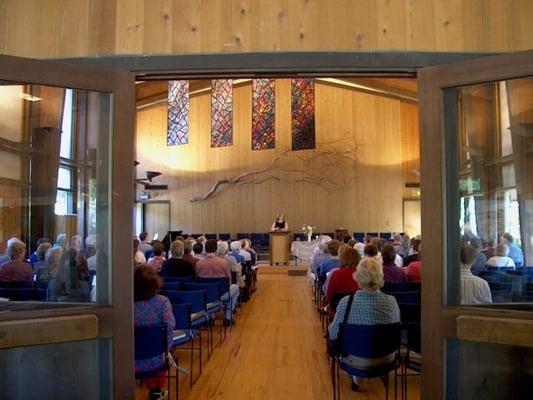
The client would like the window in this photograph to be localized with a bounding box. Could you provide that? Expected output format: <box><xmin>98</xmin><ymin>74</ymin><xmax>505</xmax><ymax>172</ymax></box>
<box><xmin>55</xmin><ymin>89</ymin><xmax>76</xmax><ymax>216</ymax></box>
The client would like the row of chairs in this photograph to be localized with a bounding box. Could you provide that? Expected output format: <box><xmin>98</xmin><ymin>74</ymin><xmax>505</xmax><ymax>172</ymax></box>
<box><xmin>0</xmin><ymin>270</ymin><xmax>97</xmax><ymax>302</ymax></box>
<box><xmin>312</xmin><ymin>271</ymin><xmax>420</xmax><ymax>399</ymax></box>
<box><xmin>478</xmin><ymin>268</ymin><xmax>533</xmax><ymax>302</ymax></box>
<box><xmin>135</xmin><ymin>275</ymin><xmax>241</xmax><ymax>399</ymax></box>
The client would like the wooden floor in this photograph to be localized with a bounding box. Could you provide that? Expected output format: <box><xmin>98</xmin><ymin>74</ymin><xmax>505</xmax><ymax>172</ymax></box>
<box><xmin>136</xmin><ymin>273</ymin><xmax>421</xmax><ymax>399</ymax></box>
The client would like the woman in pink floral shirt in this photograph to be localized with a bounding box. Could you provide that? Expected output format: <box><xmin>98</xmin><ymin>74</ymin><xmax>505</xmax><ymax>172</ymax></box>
<box><xmin>147</xmin><ymin>242</ymin><xmax>166</xmax><ymax>273</ymax></box>
<box><xmin>134</xmin><ymin>265</ymin><xmax>175</xmax><ymax>399</ymax></box>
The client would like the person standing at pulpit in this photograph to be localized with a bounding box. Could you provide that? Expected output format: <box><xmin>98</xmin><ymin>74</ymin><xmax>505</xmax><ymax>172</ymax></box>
<box><xmin>271</xmin><ymin>214</ymin><xmax>288</xmax><ymax>231</ymax></box>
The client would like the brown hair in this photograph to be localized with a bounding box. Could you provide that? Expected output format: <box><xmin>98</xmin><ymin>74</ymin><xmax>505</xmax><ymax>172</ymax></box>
<box><xmin>339</xmin><ymin>247</ymin><xmax>361</xmax><ymax>267</ymax></box>
<box><xmin>460</xmin><ymin>244</ymin><xmax>476</xmax><ymax>266</ymax></box>
<box><xmin>134</xmin><ymin>265</ymin><xmax>162</xmax><ymax>301</ymax></box>
<box><xmin>327</xmin><ymin>240</ymin><xmax>342</xmax><ymax>256</ymax></box>
<box><xmin>411</xmin><ymin>238</ymin><xmax>421</xmax><ymax>252</ymax></box>
<box><xmin>152</xmin><ymin>241</ymin><xmax>165</xmax><ymax>256</ymax></box>
<box><xmin>381</xmin><ymin>244</ymin><xmax>396</xmax><ymax>265</ymax></box>
<box><xmin>364</xmin><ymin>244</ymin><xmax>378</xmax><ymax>257</ymax></box>
<box><xmin>205</xmin><ymin>239</ymin><xmax>218</xmax><ymax>253</ymax></box>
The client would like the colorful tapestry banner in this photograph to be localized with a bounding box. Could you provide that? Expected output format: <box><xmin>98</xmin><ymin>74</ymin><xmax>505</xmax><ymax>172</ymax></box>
<box><xmin>291</xmin><ymin>78</ymin><xmax>316</xmax><ymax>151</ymax></box>
<box><xmin>167</xmin><ymin>80</ymin><xmax>189</xmax><ymax>146</ymax></box>
<box><xmin>252</xmin><ymin>78</ymin><xmax>275</xmax><ymax>150</ymax></box>
<box><xmin>211</xmin><ymin>79</ymin><xmax>233</xmax><ymax>147</ymax></box>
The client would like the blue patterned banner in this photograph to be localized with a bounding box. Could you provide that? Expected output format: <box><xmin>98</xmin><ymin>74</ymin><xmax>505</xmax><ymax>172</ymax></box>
<box><xmin>167</xmin><ymin>80</ymin><xmax>189</xmax><ymax>146</ymax></box>
<box><xmin>211</xmin><ymin>79</ymin><xmax>233</xmax><ymax>147</ymax></box>
<box><xmin>252</xmin><ymin>79</ymin><xmax>275</xmax><ymax>150</ymax></box>
<box><xmin>291</xmin><ymin>78</ymin><xmax>315</xmax><ymax>151</ymax></box>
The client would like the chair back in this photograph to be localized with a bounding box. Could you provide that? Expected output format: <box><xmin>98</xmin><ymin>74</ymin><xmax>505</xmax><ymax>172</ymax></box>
<box><xmin>330</xmin><ymin>292</ymin><xmax>354</xmax><ymax>312</ymax></box>
<box><xmin>163</xmin><ymin>276</ymin><xmax>193</xmax><ymax>284</ymax></box>
<box><xmin>162</xmin><ymin>282</ymin><xmax>183</xmax><ymax>292</ymax></box>
<box><xmin>386</xmin><ymin>290</ymin><xmax>420</xmax><ymax>304</ymax></box>
<box><xmin>341</xmin><ymin>323</ymin><xmax>401</xmax><ymax>359</ymax></box>
<box><xmin>382</xmin><ymin>282</ymin><xmax>409</xmax><ymax>293</ymax></box>
<box><xmin>172</xmin><ymin>303</ymin><xmax>192</xmax><ymax>329</ymax></box>
<box><xmin>237</xmin><ymin>233</ymin><xmax>250</xmax><ymax>240</ymax></box>
<box><xmin>408</xmin><ymin>282</ymin><xmax>421</xmax><ymax>292</ymax></box>
<box><xmin>205</xmin><ymin>233</ymin><xmax>217</xmax><ymax>240</ymax></box>
<box><xmin>407</xmin><ymin>322</ymin><xmax>421</xmax><ymax>354</ymax></box>
<box><xmin>353</xmin><ymin>232</ymin><xmax>365</xmax><ymax>242</ymax></box>
<box><xmin>182</xmin><ymin>282</ymin><xmax>220</xmax><ymax>303</ymax></box>
<box><xmin>398</xmin><ymin>303</ymin><xmax>421</xmax><ymax>325</ymax></box>
<box><xmin>219</xmin><ymin>233</ymin><xmax>231</xmax><ymax>241</ymax></box>
<box><xmin>0</xmin><ymin>287</ymin><xmax>34</xmax><ymax>301</ymax></box>
<box><xmin>197</xmin><ymin>277</ymin><xmax>230</xmax><ymax>295</ymax></box>
<box><xmin>134</xmin><ymin>324</ymin><xmax>167</xmax><ymax>361</ymax></box>
<box><xmin>0</xmin><ymin>281</ymin><xmax>33</xmax><ymax>289</ymax></box>
<box><xmin>230</xmin><ymin>270</ymin><xmax>237</xmax><ymax>285</ymax></box>
<box><xmin>164</xmin><ymin>289</ymin><xmax>207</xmax><ymax>313</ymax></box>
<box><xmin>380</xmin><ymin>232</ymin><xmax>392</xmax><ymax>240</ymax></box>
<box><xmin>250</xmin><ymin>233</ymin><xmax>262</xmax><ymax>246</ymax></box>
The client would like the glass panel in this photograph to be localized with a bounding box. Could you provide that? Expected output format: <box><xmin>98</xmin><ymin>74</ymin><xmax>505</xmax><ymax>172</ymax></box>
<box><xmin>0</xmin><ymin>84</ymin><xmax>111</xmax><ymax>305</ymax></box>
<box><xmin>60</xmin><ymin>88</ymin><xmax>74</xmax><ymax>159</ymax></box>
<box><xmin>57</xmin><ymin>166</ymin><xmax>72</xmax><ymax>189</ymax></box>
<box><xmin>444</xmin><ymin>77</ymin><xmax>533</xmax><ymax>306</ymax></box>
<box><xmin>446</xmin><ymin>339</ymin><xmax>532</xmax><ymax>399</ymax></box>
<box><xmin>0</xmin><ymin>338</ymin><xmax>111</xmax><ymax>399</ymax></box>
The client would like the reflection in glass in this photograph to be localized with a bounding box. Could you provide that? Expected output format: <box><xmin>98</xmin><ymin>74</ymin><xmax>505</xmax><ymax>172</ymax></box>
<box><xmin>446</xmin><ymin>339</ymin><xmax>532</xmax><ymax>400</ymax></box>
<box><xmin>445</xmin><ymin>78</ymin><xmax>533</xmax><ymax>305</ymax></box>
<box><xmin>0</xmin><ymin>84</ymin><xmax>111</xmax><ymax>305</ymax></box>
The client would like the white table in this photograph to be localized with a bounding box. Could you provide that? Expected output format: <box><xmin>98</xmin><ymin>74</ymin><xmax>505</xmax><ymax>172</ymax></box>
<box><xmin>290</xmin><ymin>240</ymin><xmax>319</xmax><ymax>262</ymax></box>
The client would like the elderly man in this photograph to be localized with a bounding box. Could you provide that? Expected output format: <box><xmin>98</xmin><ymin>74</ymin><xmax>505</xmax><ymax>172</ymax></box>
<box><xmin>196</xmin><ymin>239</ymin><xmax>240</xmax><ymax>324</ymax></box>
<box><xmin>0</xmin><ymin>240</ymin><xmax>33</xmax><ymax>284</ymax></box>
<box><xmin>160</xmin><ymin>240</ymin><xmax>194</xmax><ymax>278</ymax></box>
<box><xmin>500</xmin><ymin>233</ymin><xmax>524</xmax><ymax>268</ymax></box>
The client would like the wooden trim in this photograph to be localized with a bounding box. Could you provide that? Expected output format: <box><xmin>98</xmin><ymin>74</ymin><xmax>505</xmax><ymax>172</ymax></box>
<box><xmin>59</xmin><ymin>52</ymin><xmax>500</xmax><ymax>79</ymax></box>
<box><xmin>0</xmin><ymin>54</ymin><xmax>136</xmax><ymax>399</ymax></box>
<box><xmin>457</xmin><ymin>315</ymin><xmax>533</xmax><ymax>348</ymax></box>
<box><xmin>0</xmin><ymin>314</ymin><xmax>98</xmax><ymax>349</ymax></box>
<box><xmin>418</xmin><ymin>49</ymin><xmax>533</xmax><ymax>400</ymax></box>
<box><xmin>110</xmin><ymin>71</ymin><xmax>136</xmax><ymax>397</ymax></box>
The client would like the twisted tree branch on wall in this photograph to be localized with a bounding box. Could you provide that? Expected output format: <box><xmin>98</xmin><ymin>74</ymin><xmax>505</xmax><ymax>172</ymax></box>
<box><xmin>189</xmin><ymin>137</ymin><xmax>362</xmax><ymax>202</ymax></box>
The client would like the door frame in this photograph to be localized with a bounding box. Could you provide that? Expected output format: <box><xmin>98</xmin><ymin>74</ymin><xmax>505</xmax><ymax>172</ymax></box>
<box><xmin>138</xmin><ymin>200</ymin><xmax>171</xmax><ymax>237</ymax></box>
<box><xmin>0</xmin><ymin>54</ymin><xmax>136</xmax><ymax>398</ymax></box>
<box><xmin>418</xmin><ymin>50</ymin><xmax>533</xmax><ymax>399</ymax></box>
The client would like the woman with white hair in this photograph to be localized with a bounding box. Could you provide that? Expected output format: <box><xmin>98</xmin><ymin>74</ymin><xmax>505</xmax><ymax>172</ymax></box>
<box><xmin>160</xmin><ymin>240</ymin><xmax>194</xmax><ymax>278</ymax></box>
<box><xmin>487</xmin><ymin>242</ymin><xmax>516</xmax><ymax>269</ymax></box>
<box><xmin>217</xmin><ymin>241</ymin><xmax>245</xmax><ymax>288</ymax></box>
<box><xmin>328</xmin><ymin>257</ymin><xmax>400</xmax><ymax>391</ymax></box>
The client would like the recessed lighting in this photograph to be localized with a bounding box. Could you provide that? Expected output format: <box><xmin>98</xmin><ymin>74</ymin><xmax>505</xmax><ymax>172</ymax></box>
<box><xmin>20</xmin><ymin>93</ymin><xmax>42</xmax><ymax>102</ymax></box>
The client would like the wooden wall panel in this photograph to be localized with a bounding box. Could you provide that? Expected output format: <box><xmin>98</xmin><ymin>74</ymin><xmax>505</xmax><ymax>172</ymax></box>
<box><xmin>136</xmin><ymin>80</ymin><xmax>414</xmax><ymax>236</ymax></box>
<box><xmin>1</xmin><ymin>0</ymin><xmax>533</xmax><ymax>58</ymax></box>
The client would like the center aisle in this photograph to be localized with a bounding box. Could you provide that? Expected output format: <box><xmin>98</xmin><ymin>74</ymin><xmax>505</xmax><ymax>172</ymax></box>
<box><xmin>187</xmin><ymin>272</ymin><xmax>331</xmax><ymax>400</ymax></box>
<box><xmin>185</xmin><ymin>272</ymin><xmax>421</xmax><ymax>400</ymax></box>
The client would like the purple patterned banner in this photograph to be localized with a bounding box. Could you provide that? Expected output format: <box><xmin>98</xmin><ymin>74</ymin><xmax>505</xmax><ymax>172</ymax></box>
<box><xmin>167</xmin><ymin>80</ymin><xmax>189</xmax><ymax>146</ymax></box>
<box><xmin>252</xmin><ymin>78</ymin><xmax>275</xmax><ymax>150</ymax></box>
<box><xmin>291</xmin><ymin>78</ymin><xmax>315</xmax><ymax>151</ymax></box>
<box><xmin>211</xmin><ymin>79</ymin><xmax>233</xmax><ymax>147</ymax></box>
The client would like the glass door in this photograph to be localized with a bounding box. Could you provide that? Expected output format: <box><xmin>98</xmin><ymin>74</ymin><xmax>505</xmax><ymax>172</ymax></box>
<box><xmin>418</xmin><ymin>51</ymin><xmax>533</xmax><ymax>399</ymax></box>
<box><xmin>0</xmin><ymin>55</ymin><xmax>135</xmax><ymax>399</ymax></box>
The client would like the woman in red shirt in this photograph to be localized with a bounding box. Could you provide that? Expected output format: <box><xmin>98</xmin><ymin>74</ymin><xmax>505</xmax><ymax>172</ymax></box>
<box><xmin>326</xmin><ymin>247</ymin><xmax>361</xmax><ymax>320</ymax></box>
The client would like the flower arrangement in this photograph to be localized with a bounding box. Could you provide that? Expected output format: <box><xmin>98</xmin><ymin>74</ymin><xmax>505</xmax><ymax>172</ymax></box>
<box><xmin>302</xmin><ymin>225</ymin><xmax>316</xmax><ymax>241</ymax></box>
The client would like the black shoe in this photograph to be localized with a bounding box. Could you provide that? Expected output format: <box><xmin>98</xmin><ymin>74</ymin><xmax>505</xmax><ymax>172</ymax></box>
<box><xmin>351</xmin><ymin>377</ymin><xmax>360</xmax><ymax>391</ymax></box>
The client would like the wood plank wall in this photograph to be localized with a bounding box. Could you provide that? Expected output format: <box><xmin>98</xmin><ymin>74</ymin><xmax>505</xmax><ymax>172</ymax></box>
<box><xmin>136</xmin><ymin>80</ymin><xmax>419</xmax><ymax>236</ymax></box>
<box><xmin>0</xmin><ymin>0</ymin><xmax>532</xmax><ymax>58</ymax></box>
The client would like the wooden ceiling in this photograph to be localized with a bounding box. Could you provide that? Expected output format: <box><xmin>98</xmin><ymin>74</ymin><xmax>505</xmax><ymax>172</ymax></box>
<box><xmin>136</xmin><ymin>77</ymin><xmax>418</xmax><ymax>109</ymax></box>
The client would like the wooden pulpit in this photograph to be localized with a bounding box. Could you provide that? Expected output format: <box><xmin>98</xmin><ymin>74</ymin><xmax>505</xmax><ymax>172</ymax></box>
<box><xmin>269</xmin><ymin>231</ymin><xmax>290</xmax><ymax>265</ymax></box>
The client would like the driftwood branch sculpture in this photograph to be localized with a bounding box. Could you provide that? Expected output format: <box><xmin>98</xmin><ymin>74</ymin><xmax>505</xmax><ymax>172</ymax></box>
<box><xmin>189</xmin><ymin>138</ymin><xmax>362</xmax><ymax>202</ymax></box>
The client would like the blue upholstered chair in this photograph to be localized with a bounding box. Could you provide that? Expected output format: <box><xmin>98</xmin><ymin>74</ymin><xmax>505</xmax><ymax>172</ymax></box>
<box><xmin>331</xmin><ymin>323</ymin><xmax>401</xmax><ymax>400</ymax></box>
<box><xmin>171</xmin><ymin>303</ymin><xmax>202</xmax><ymax>387</ymax></box>
<box><xmin>134</xmin><ymin>324</ymin><xmax>177</xmax><ymax>399</ymax></box>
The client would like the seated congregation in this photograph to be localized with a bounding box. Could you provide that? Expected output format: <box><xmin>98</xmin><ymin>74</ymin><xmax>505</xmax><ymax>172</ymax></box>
<box><xmin>133</xmin><ymin>234</ymin><xmax>258</xmax><ymax>400</ymax></box>
<box><xmin>308</xmin><ymin>230</ymin><xmax>528</xmax><ymax>396</ymax></box>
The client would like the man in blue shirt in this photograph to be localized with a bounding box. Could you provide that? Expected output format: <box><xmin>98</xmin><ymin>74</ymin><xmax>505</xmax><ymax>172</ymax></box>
<box><xmin>501</xmin><ymin>233</ymin><xmax>524</xmax><ymax>267</ymax></box>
